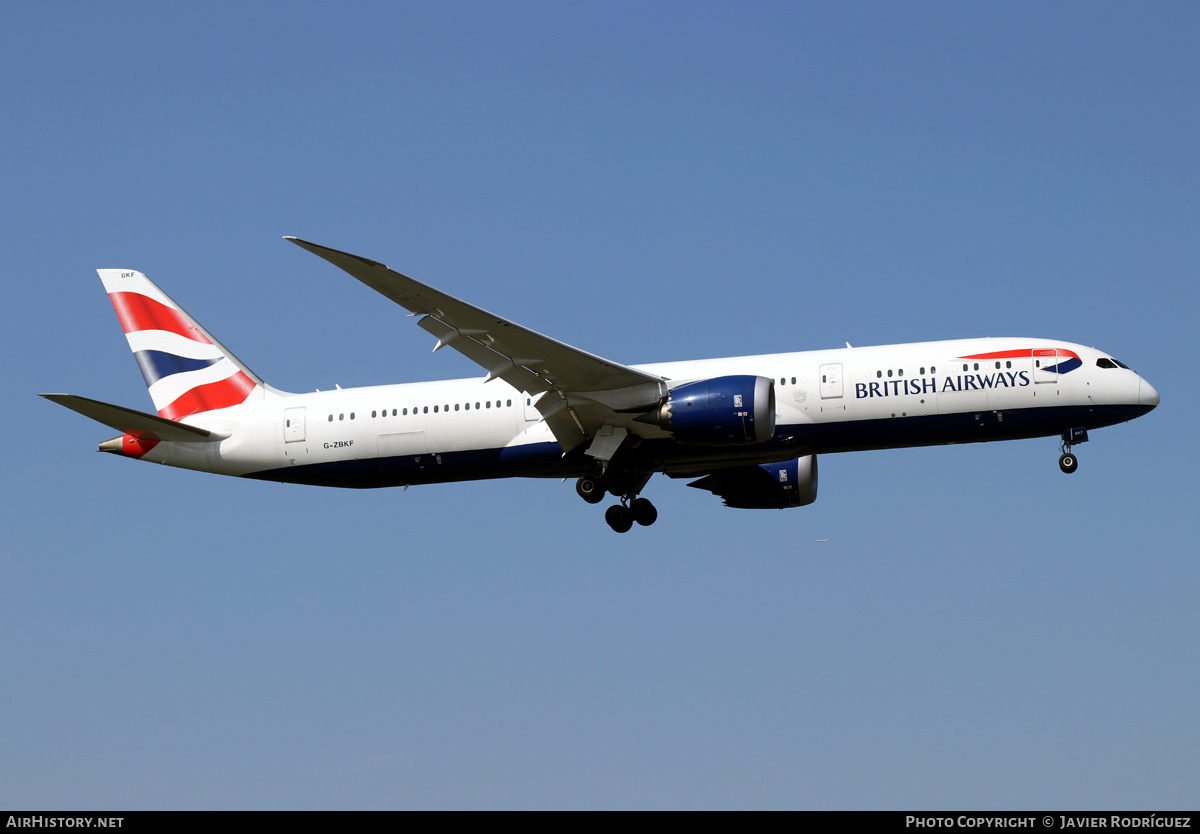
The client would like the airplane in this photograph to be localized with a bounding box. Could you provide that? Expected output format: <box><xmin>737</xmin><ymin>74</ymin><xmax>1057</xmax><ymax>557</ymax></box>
<box><xmin>43</xmin><ymin>237</ymin><xmax>1160</xmax><ymax>533</ymax></box>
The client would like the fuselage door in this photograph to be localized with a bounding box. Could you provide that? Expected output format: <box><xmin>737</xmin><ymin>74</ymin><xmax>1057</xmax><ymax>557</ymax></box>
<box><xmin>284</xmin><ymin>407</ymin><xmax>306</xmax><ymax>442</ymax></box>
<box><xmin>1033</xmin><ymin>349</ymin><xmax>1058</xmax><ymax>384</ymax></box>
<box><xmin>819</xmin><ymin>363</ymin><xmax>843</xmax><ymax>399</ymax></box>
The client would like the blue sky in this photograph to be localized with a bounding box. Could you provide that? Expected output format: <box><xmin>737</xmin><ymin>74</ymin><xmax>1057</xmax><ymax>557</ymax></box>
<box><xmin>2</xmin><ymin>2</ymin><xmax>1197</xmax><ymax>809</ymax></box>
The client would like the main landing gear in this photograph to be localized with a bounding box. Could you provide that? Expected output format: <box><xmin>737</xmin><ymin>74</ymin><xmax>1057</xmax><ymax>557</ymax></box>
<box><xmin>576</xmin><ymin>474</ymin><xmax>658</xmax><ymax>533</ymax></box>
<box><xmin>1058</xmin><ymin>426</ymin><xmax>1088</xmax><ymax>474</ymax></box>
<box><xmin>575</xmin><ymin>475</ymin><xmax>606</xmax><ymax>504</ymax></box>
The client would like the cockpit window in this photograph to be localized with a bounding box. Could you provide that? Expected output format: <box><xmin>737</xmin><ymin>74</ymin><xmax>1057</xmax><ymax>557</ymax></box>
<box><xmin>1097</xmin><ymin>358</ymin><xmax>1118</xmax><ymax>369</ymax></box>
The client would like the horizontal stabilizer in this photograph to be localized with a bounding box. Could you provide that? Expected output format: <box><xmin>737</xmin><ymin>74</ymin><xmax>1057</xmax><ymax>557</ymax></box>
<box><xmin>40</xmin><ymin>394</ymin><xmax>216</xmax><ymax>442</ymax></box>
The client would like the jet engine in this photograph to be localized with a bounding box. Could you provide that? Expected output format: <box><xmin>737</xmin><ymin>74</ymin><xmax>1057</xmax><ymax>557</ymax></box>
<box><xmin>642</xmin><ymin>375</ymin><xmax>775</xmax><ymax>445</ymax></box>
<box><xmin>687</xmin><ymin>455</ymin><xmax>818</xmax><ymax>509</ymax></box>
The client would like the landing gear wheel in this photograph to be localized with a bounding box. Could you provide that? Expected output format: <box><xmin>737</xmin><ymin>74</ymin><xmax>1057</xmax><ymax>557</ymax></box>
<box><xmin>576</xmin><ymin>476</ymin><xmax>606</xmax><ymax>504</ymax></box>
<box><xmin>630</xmin><ymin>497</ymin><xmax>658</xmax><ymax>527</ymax></box>
<box><xmin>1059</xmin><ymin>453</ymin><xmax>1078</xmax><ymax>474</ymax></box>
<box><xmin>605</xmin><ymin>504</ymin><xmax>634</xmax><ymax>533</ymax></box>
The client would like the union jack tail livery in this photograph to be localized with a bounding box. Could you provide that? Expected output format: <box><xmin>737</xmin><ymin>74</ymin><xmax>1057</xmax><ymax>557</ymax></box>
<box><xmin>98</xmin><ymin>269</ymin><xmax>270</xmax><ymax>421</ymax></box>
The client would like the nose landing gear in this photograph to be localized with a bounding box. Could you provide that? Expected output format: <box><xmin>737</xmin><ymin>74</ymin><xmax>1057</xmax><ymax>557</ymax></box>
<box><xmin>1058</xmin><ymin>426</ymin><xmax>1088</xmax><ymax>474</ymax></box>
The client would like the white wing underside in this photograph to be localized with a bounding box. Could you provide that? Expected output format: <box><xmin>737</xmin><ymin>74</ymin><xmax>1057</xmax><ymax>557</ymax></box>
<box><xmin>287</xmin><ymin>238</ymin><xmax>668</xmax><ymax>454</ymax></box>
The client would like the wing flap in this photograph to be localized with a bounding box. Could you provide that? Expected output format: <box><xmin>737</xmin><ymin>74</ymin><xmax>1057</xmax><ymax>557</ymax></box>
<box><xmin>417</xmin><ymin>315</ymin><xmax>551</xmax><ymax>394</ymax></box>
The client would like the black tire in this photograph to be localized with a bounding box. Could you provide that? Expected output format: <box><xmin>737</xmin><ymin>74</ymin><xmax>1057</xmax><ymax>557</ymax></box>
<box><xmin>576</xmin><ymin>476</ymin><xmax>605</xmax><ymax>504</ymax></box>
<box><xmin>605</xmin><ymin>504</ymin><xmax>633</xmax><ymax>533</ymax></box>
<box><xmin>630</xmin><ymin>497</ymin><xmax>658</xmax><ymax>527</ymax></box>
<box><xmin>1059</xmin><ymin>453</ymin><xmax>1078</xmax><ymax>474</ymax></box>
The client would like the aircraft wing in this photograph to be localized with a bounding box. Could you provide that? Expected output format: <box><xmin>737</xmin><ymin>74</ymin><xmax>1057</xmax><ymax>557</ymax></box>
<box><xmin>288</xmin><ymin>237</ymin><xmax>667</xmax><ymax>452</ymax></box>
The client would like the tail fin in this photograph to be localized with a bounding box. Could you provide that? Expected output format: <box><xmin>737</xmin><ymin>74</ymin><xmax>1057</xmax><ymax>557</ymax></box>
<box><xmin>99</xmin><ymin>269</ymin><xmax>270</xmax><ymax>421</ymax></box>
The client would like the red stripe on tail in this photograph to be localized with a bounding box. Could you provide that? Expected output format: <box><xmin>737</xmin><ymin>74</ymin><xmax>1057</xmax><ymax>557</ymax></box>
<box><xmin>158</xmin><ymin>372</ymin><xmax>257</xmax><ymax>421</ymax></box>
<box><xmin>108</xmin><ymin>292</ymin><xmax>213</xmax><ymax>343</ymax></box>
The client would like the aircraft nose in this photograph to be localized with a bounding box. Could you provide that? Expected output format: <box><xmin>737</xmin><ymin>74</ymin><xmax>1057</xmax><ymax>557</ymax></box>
<box><xmin>1139</xmin><ymin>378</ymin><xmax>1160</xmax><ymax>410</ymax></box>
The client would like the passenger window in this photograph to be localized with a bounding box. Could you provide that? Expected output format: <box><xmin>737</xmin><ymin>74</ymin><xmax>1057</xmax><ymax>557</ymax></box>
<box><xmin>995</xmin><ymin>361</ymin><xmax>1001</xmax><ymax>369</ymax></box>
<box><xmin>887</xmin><ymin>369</ymin><xmax>893</xmax><ymax>378</ymax></box>
<box><xmin>475</xmin><ymin>402</ymin><xmax>481</xmax><ymax>409</ymax></box>
<box><xmin>920</xmin><ymin>367</ymin><xmax>925</xmax><ymax>375</ymax></box>
<box><xmin>371</xmin><ymin>411</ymin><xmax>376</xmax><ymax>418</ymax></box>
<box><xmin>328</xmin><ymin>415</ymin><xmax>333</xmax><ymax>422</ymax></box>
<box><xmin>507</xmin><ymin>399</ymin><xmax>512</xmax><ymax>407</ymax></box>
<box><xmin>433</xmin><ymin>405</ymin><xmax>438</xmax><ymax>413</ymax></box>
<box><xmin>454</xmin><ymin>404</ymin><xmax>460</xmax><ymax>411</ymax></box>
<box><xmin>877</xmin><ymin>370</ymin><xmax>882</xmax><ymax>378</ymax></box>
<box><xmin>339</xmin><ymin>414</ymin><xmax>344</xmax><ymax>421</ymax></box>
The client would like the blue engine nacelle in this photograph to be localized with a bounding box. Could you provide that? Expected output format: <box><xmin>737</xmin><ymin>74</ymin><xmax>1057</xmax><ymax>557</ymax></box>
<box><xmin>649</xmin><ymin>375</ymin><xmax>776</xmax><ymax>445</ymax></box>
<box><xmin>686</xmin><ymin>455</ymin><xmax>818</xmax><ymax>509</ymax></box>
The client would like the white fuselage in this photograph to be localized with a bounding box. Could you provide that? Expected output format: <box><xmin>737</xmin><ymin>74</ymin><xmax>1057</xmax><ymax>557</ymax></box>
<box><xmin>133</xmin><ymin>337</ymin><xmax>1157</xmax><ymax>488</ymax></box>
